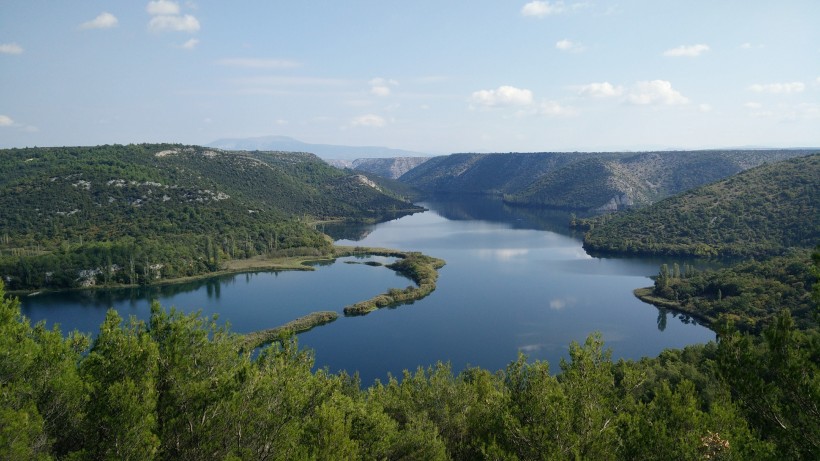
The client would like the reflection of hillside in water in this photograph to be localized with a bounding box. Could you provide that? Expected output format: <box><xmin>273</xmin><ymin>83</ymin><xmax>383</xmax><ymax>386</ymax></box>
<box><xmin>422</xmin><ymin>194</ymin><xmax>591</xmax><ymax>237</ymax></box>
<box><xmin>320</xmin><ymin>209</ymin><xmax>422</xmax><ymax>242</ymax></box>
<box><xmin>324</xmin><ymin>194</ymin><xmax>591</xmax><ymax>242</ymax></box>
<box><xmin>25</xmin><ymin>274</ymin><xmax>286</xmax><ymax>309</ymax></box>
<box><xmin>321</xmin><ymin>222</ymin><xmax>375</xmax><ymax>242</ymax></box>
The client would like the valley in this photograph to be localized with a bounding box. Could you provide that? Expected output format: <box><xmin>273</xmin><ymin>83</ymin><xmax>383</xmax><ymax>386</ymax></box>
<box><xmin>2</xmin><ymin>145</ymin><xmax>818</xmax><ymax>460</ymax></box>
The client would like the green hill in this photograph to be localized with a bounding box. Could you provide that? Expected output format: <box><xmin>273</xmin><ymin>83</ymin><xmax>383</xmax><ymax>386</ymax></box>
<box><xmin>582</xmin><ymin>155</ymin><xmax>820</xmax><ymax>257</ymax></box>
<box><xmin>0</xmin><ymin>144</ymin><xmax>421</xmax><ymax>290</ymax></box>
<box><xmin>401</xmin><ymin>150</ymin><xmax>814</xmax><ymax>211</ymax></box>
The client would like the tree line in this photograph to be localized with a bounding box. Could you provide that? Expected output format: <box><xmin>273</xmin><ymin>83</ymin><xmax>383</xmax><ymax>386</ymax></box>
<box><xmin>1</xmin><ymin>278</ymin><xmax>817</xmax><ymax>460</ymax></box>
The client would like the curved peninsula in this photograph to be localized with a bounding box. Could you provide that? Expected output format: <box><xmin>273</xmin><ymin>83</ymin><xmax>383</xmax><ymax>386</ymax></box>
<box><xmin>241</xmin><ymin>246</ymin><xmax>446</xmax><ymax>348</ymax></box>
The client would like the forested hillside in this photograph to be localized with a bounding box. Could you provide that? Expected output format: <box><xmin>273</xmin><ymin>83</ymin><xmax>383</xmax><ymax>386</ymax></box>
<box><xmin>582</xmin><ymin>154</ymin><xmax>819</xmax><ymax>257</ymax></box>
<box><xmin>0</xmin><ymin>144</ymin><xmax>421</xmax><ymax>290</ymax></box>
<box><xmin>401</xmin><ymin>149</ymin><xmax>814</xmax><ymax>211</ymax></box>
<box><xmin>639</xmin><ymin>250</ymin><xmax>817</xmax><ymax>332</ymax></box>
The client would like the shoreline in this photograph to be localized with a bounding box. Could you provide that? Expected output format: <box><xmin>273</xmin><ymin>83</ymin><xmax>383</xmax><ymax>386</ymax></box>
<box><xmin>633</xmin><ymin>287</ymin><xmax>716</xmax><ymax>328</ymax></box>
<box><xmin>13</xmin><ymin>245</ymin><xmax>447</xmax><ymax>347</ymax></box>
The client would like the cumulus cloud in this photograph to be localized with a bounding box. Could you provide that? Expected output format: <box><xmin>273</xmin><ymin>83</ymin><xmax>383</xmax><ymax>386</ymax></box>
<box><xmin>0</xmin><ymin>115</ymin><xmax>14</xmax><ymax>126</ymax></box>
<box><xmin>80</xmin><ymin>12</ymin><xmax>119</xmax><ymax>30</ymax></box>
<box><xmin>574</xmin><ymin>82</ymin><xmax>624</xmax><ymax>98</ymax></box>
<box><xmin>748</xmin><ymin>82</ymin><xmax>805</xmax><ymax>94</ymax></box>
<box><xmin>662</xmin><ymin>44</ymin><xmax>710</xmax><ymax>57</ymax></box>
<box><xmin>627</xmin><ymin>80</ymin><xmax>689</xmax><ymax>105</ymax></box>
<box><xmin>147</xmin><ymin>1</ymin><xmax>200</xmax><ymax>33</ymax></box>
<box><xmin>369</xmin><ymin>77</ymin><xmax>399</xmax><ymax>97</ymax></box>
<box><xmin>181</xmin><ymin>38</ymin><xmax>199</xmax><ymax>49</ymax></box>
<box><xmin>699</xmin><ymin>104</ymin><xmax>713</xmax><ymax>113</ymax></box>
<box><xmin>147</xmin><ymin>0</ymin><xmax>181</xmax><ymax>15</ymax></box>
<box><xmin>521</xmin><ymin>1</ymin><xmax>565</xmax><ymax>17</ymax></box>
<box><xmin>149</xmin><ymin>14</ymin><xmax>200</xmax><ymax>32</ymax></box>
<box><xmin>217</xmin><ymin>58</ymin><xmax>301</xmax><ymax>68</ymax></box>
<box><xmin>0</xmin><ymin>43</ymin><xmax>23</xmax><ymax>54</ymax></box>
<box><xmin>744</xmin><ymin>102</ymin><xmax>762</xmax><ymax>109</ymax></box>
<box><xmin>555</xmin><ymin>39</ymin><xmax>585</xmax><ymax>52</ymax></box>
<box><xmin>351</xmin><ymin>114</ymin><xmax>386</xmax><ymax>127</ymax></box>
<box><xmin>470</xmin><ymin>85</ymin><xmax>534</xmax><ymax>107</ymax></box>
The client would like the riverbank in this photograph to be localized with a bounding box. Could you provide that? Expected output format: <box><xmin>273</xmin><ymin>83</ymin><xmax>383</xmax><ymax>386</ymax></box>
<box><xmin>633</xmin><ymin>287</ymin><xmax>716</xmax><ymax>327</ymax></box>
<box><xmin>7</xmin><ymin>253</ymin><xmax>325</xmax><ymax>298</ymax></box>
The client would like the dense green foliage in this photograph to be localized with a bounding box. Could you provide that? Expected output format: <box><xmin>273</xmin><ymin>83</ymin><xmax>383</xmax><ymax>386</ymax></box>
<box><xmin>401</xmin><ymin>149</ymin><xmax>814</xmax><ymax>211</ymax></box>
<box><xmin>3</xmin><ymin>280</ymin><xmax>818</xmax><ymax>460</ymax></box>
<box><xmin>583</xmin><ymin>155</ymin><xmax>820</xmax><ymax>257</ymax></box>
<box><xmin>0</xmin><ymin>144</ymin><xmax>421</xmax><ymax>290</ymax></box>
<box><xmin>642</xmin><ymin>250</ymin><xmax>817</xmax><ymax>332</ymax></box>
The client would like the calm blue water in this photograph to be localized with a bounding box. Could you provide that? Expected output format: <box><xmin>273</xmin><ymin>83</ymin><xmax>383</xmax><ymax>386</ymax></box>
<box><xmin>21</xmin><ymin>196</ymin><xmax>714</xmax><ymax>385</ymax></box>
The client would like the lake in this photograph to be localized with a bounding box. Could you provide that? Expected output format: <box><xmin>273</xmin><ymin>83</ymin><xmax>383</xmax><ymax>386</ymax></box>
<box><xmin>21</xmin><ymin>195</ymin><xmax>714</xmax><ymax>385</ymax></box>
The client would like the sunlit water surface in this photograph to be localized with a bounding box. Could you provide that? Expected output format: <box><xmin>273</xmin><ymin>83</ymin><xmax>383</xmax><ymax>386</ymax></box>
<box><xmin>21</xmin><ymin>196</ymin><xmax>714</xmax><ymax>385</ymax></box>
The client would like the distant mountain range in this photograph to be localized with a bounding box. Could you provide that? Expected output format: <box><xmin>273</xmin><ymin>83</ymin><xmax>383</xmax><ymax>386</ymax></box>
<box><xmin>400</xmin><ymin>149</ymin><xmax>817</xmax><ymax>212</ymax></box>
<box><xmin>326</xmin><ymin>157</ymin><xmax>431</xmax><ymax>179</ymax></box>
<box><xmin>207</xmin><ymin>135</ymin><xmax>429</xmax><ymax>160</ymax></box>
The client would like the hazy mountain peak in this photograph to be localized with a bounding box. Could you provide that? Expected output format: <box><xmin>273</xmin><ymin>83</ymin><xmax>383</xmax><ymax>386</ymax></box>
<box><xmin>207</xmin><ymin>135</ymin><xmax>428</xmax><ymax>160</ymax></box>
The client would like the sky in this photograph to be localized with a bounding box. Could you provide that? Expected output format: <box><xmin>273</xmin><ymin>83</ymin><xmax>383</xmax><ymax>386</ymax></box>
<box><xmin>1</xmin><ymin>1</ymin><xmax>819</xmax><ymax>153</ymax></box>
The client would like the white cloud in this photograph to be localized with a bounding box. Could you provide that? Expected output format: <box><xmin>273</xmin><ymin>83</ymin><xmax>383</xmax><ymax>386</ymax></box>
<box><xmin>470</xmin><ymin>85</ymin><xmax>534</xmax><ymax>107</ymax></box>
<box><xmin>662</xmin><ymin>44</ymin><xmax>710</xmax><ymax>57</ymax></box>
<box><xmin>699</xmin><ymin>103</ymin><xmax>713</xmax><ymax>113</ymax></box>
<box><xmin>744</xmin><ymin>102</ymin><xmax>762</xmax><ymax>109</ymax></box>
<box><xmin>748</xmin><ymin>82</ymin><xmax>805</xmax><ymax>94</ymax></box>
<box><xmin>351</xmin><ymin>114</ymin><xmax>386</xmax><ymax>127</ymax></box>
<box><xmin>217</xmin><ymin>58</ymin><xmax>301</xmax><ymax>68</ymax></box>
<box><xmin>80</xmin><ymin>12</ymin><xmax>119</xmax><ymax>30</ymax></box>
<box><xmin>147</xmin><ymin>1</ymin><xmax>199</xmax><ymax>33</ymax></box>
<box><xmin>575</xmin><ymin>82</ymin><xmax>623</xmax><ymax>98</ymax></box>
<box><xmin>0</xmin><ymin>115</ymin><xmax>37</xmax><ymax>132</ymax></box>
<box><xmin>521</xmin><ymin>1</ymin><xmax>565</xmax><ymax>17</ymax></box>
<box><xmin>627</xmin><ymin>80</ymin><xmax>689</xmax><ymax>105</ymax></box>
<box><xmin>147</xmin><ymin>0</ymin><xmax>181</xmax><ymax>15</ymax></box>
<box><xmin>555</xmin><ymin>39</ymin><xmax>585</xmax><ymax>53</ymax></box>
<box><xmin>536</xmin><ymin>101</ymin><xmax>576</xmax><ymax>116</ymax></box>
<box><xmin>148</xmin><ymin>14</ymin><xmax>200</xmax><ymax>32</ymax></box>
<box><xmin>181</xmin><ymin>38</ymin><xmax>199</xmax><ymax>49</ymax></box>
<box><xmin>369</xmin><ymin>77</ymin><xmax>398</xmax><ymax>97</ymax></box>
<box><xmin>0</xmin><ymin>43</ymin><xmax>23</xmax><ymax>55</ymax></box>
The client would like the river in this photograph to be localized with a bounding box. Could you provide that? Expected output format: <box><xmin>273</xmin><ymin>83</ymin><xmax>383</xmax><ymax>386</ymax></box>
<box><xmin>21</xmin><ymin>195</ymin><xmax>714</xmax><ymax>385</ymax></box>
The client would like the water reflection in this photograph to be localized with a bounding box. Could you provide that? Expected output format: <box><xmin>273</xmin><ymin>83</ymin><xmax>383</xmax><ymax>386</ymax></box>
<box><xmin>22</xmin><ymin>196</ymin><xmax>717</xmax><ymax>385</ymax></box>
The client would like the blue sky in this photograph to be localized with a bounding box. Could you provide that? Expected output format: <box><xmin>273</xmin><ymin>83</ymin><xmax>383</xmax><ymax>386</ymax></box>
<box><xmin>1</xmin><ymin>1</ymin><xmax>818</xmax><ymax>153</ymax></box>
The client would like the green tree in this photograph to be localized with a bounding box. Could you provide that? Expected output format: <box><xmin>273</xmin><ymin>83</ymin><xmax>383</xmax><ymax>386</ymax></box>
<box><xmin>80</xmin><ymin>310</ymin><xmax>160</xmax><ymax>460</ymax></box>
